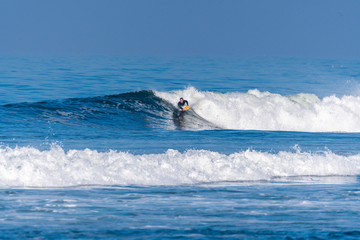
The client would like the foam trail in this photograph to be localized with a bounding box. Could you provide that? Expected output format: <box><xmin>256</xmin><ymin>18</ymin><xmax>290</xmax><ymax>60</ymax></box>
<box><xmin>155</xmin><ymin>87</ymin><xmax>360</xmax><ymax>132</ymax></box>
<box><xmin>1</xmin><ymin>146</ymin><xmax>360</xmax><ymax>187</ymax></box>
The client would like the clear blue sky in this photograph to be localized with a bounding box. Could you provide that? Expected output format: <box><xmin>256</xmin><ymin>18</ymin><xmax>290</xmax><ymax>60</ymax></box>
<box><xmin>0</xmin><ymin>0</ymin><xmax>359</xmax><ymax>57</ymax></box>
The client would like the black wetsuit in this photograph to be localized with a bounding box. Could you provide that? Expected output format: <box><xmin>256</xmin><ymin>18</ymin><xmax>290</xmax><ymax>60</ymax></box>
<box><xmin>178</xmin><ymin>100</ymin><xmax>189</xmax><ymax>110</ymax></box>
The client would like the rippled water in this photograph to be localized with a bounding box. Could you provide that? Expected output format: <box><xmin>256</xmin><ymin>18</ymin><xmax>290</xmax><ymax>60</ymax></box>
<box><xmin>1</xmin><ymin>56</ymin><xmax>360</xmax><ymax>238</ymax></box>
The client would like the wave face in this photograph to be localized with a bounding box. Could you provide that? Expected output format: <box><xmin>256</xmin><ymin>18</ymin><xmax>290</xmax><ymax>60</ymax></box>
<box><xmin>156</xmin><ymin>87</ymin><xmax>360</xmax><ymax>132</ymax></box>
<box><xmin>0</xmin><ymin>146</ymin><xmax>359</xmax><ymax>187</ymax></box>
<box><xmin>0</xmin><ymin>89</ymin><xmax>217</xmax><ymax>132</ymax></box>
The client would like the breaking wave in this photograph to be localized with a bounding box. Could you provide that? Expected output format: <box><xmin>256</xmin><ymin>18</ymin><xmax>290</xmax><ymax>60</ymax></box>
<box><xmin>3</xmin><ymin>87</ymin><xmax>360</xmax><ymax>132</ymax></box>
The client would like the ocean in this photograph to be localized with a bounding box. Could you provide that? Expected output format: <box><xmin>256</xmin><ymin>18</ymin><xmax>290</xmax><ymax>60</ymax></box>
<box><xmin>1</xmin><ymin>56</ymin><xmax>360</xmax><ymax>239</ymax></box>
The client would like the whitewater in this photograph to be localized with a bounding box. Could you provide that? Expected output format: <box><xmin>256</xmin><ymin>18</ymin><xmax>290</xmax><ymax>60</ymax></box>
<box><xmin>1</xmin><ymin>146</ymin><xmax>360</xmax><ymax>187</ymax></box>
<box><xmin>156</xmin><ymin>87</ymin><xmax>360</xmax><ymax>132</ymax></box>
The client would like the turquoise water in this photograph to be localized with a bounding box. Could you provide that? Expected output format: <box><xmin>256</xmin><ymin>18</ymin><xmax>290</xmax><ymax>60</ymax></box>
<box><xmin>1</xmin><ymin>56</ymin><xmax>360</xmax><ymax>239</ymax></box>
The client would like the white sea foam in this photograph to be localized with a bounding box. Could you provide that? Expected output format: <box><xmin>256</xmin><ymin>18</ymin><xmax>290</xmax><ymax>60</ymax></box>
<box><xmin>0</xmin><ymin>146</ymin><xmax>359</xmax><ymax>187</ymax></box>
<box><xmin>155</xmin><ymin>87</ymin><xmax>360</xmax><ymax>132</ymax></box>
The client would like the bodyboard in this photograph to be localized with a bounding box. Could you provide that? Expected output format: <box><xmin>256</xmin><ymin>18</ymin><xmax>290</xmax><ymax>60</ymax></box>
<box><xmin>183</xmin><ymin>105</ymin><xmax>191</xmax><ymax>111</ymax></box>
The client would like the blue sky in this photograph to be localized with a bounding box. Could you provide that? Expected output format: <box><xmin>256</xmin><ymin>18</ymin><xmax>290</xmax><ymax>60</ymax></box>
<box><xmin>0</xmin><ymin>0</ymin><xmax>359</xmax><ymax>57</ymax></box>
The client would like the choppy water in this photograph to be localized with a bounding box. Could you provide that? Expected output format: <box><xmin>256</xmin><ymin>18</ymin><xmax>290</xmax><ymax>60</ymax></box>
<box><xmin>1</xmin><ymin>56</ymin><xmax>360</xmax><ymax>239</ymax></box>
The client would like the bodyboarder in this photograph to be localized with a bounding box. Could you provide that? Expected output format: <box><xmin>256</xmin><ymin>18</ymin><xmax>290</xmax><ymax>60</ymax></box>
<box><xmin>178</xmin><ymin>97</ymin><xmax>189</xmax><ymax>111</ymax></box>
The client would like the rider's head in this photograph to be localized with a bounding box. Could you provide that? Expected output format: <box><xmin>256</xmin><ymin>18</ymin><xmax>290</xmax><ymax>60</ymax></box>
<box><xmin>180</xmin><ymin>97</ymin><xmax>184</xmax><ymax>103</ymax></box>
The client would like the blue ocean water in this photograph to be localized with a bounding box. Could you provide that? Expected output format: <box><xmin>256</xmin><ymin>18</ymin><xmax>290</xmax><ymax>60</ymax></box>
<box><xmin>1</xmin><ymin>56</ymin><xmax>360</xmax><ymax>239</ymax></box>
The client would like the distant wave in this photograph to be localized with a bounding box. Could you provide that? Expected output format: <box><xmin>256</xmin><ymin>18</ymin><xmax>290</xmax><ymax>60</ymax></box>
<box><xmin>156</xmin><ymin>87</ymin><xmax>360</xmax><ymax>132</ymax></box>
<box><xmin>0</xmin><ymin>145</ymin><xmax>359</xmax><ymax>187</ymax></box>
<box><xmin>3</xmin><ymin>87</ymin><xmax>360</xmax><ymax>132</ymax></box>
